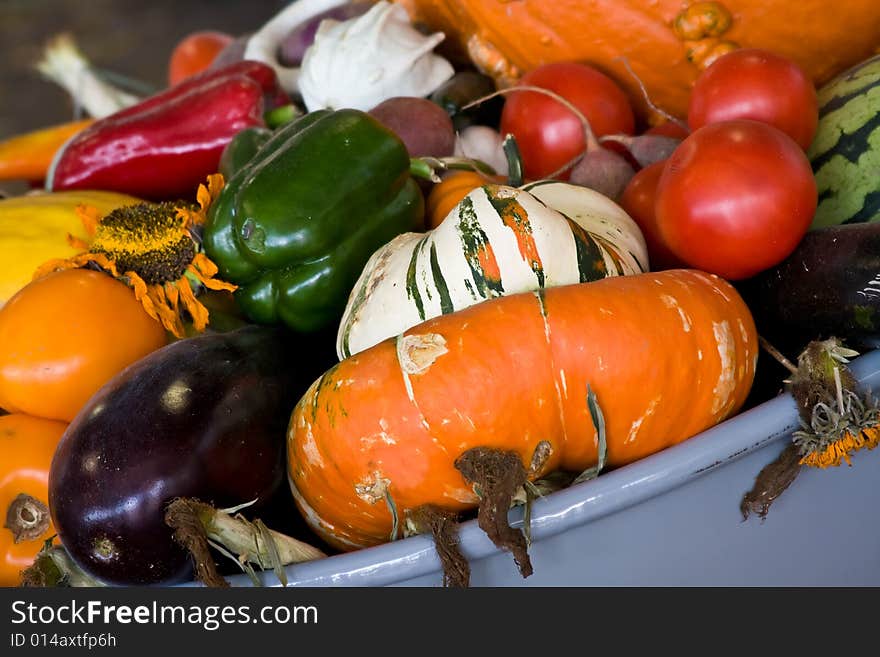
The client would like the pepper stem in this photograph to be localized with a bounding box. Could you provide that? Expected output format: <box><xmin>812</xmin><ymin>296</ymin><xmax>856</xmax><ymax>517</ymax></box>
<box><xmin>4</xmin><ymin>493</ymin><xmax>50</xmax><ymax>544</ymax></box>
<box><xmin>409</xmin><ymin>156</ymin><xmax>498</xmax><ymax>183</ymax></box>
<box><xmin>264</xmin><ymin>103</ymin><xmax>302</xmax><ymax>129</ymax></box>
<box><xmin>21</xmin><ymin>541</ymin><xmax>105</xmax><ymax>587</ymax></box>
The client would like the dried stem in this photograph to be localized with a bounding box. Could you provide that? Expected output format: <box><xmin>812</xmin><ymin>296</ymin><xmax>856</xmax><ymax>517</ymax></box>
<box><xmin>165</xmin><ymin>497</ymin><xmax>326</xmax><ymax>588</ymax></box>
<box><xmin>613</xmin><ymin>55</ymin><xmax>690</xmax><ymax>132</ymax></box>
<box><xmin>5</xmin><ymin>493</ymin><xmax>51</xmax><ymax>543</ymax></box>
<box><xmin>759</xmin><ymin>335</ymin><xmax>798</xmax><ymax>374</ymax></box>
<box><xmin>740</xmin><ymin>443</ymin><xmax>802</xmax><ymax>521</ymax></box>
<box><xmin>407</xmin><ymin>505</ymin><xmax>470</xmax><ymax>588</ymax></box>
<box><xmin>462</xmin><ymin>84</ymin><xmax>601</xmax><ymax>178</ymax></box>
<box><xmin>165</xmin><ymin>499</ymin><xmax>229</xmax><ymax>588</ymax></box>
<box><xmin>455</xmin><ymin>447</ymin><xmax>533</xmax><ymax>579</ymax></box>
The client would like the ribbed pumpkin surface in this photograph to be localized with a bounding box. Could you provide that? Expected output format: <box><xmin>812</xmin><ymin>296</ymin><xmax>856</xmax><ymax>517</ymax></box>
<box><xmin>394</xmin><ymin>0</ymin><xmax>880</xmax><ymax>123</ymax></box>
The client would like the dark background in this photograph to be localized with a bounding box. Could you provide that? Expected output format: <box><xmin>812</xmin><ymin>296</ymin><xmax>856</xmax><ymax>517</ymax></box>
<box><xmin>0</xmin><ymin>0</ymin><xmax>291</xmax><ymax>139</ymax></box>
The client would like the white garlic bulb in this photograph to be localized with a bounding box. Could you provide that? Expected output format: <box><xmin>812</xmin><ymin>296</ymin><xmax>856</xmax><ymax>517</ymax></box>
<box><xmin>243</xmin><ymin>0</ymin><xmax>350</xmax><ymax>94</ymax></box>
<box><xmin>298</xmin><ymin>1</ymin><xmax>455</xmax><ymax>112</ymax></box>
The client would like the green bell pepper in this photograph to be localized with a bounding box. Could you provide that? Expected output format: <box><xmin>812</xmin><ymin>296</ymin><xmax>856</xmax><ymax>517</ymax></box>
<box><xmin>204</xmin><ymin>108</ymin><xmax>424</xmax><ymax>332</ymax></box>
<box><xmin>217</xmin><ymin>126</ymin><xmax>272</xmax><ymax>181</ymax></box>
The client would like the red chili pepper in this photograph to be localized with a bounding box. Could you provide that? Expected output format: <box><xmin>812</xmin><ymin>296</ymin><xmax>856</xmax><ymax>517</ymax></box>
<box><xmin>47</xmin><ymin>61</ymin><xmax>290</xmax><ymax>200</ymax></box>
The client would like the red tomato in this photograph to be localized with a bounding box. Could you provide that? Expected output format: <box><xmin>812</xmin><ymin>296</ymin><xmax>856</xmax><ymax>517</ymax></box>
<box><xmin>618</xmin><ymin>160</ymin><xmax>684</xmax><ymax>271</ymax></box>
<box><xmin>655</xmin><ymin>120</ymin><xmax>817</xmax><ymax>281</ymax></box>
<box><xmin>687</xmin><ymin>48</ymin><xmax>818</xmax><ymax>150</ymax></box>
<box><xmin>500</xmin><ymin>62</ymin><xmax>635</xmax><ymax>180</ymax></box>
<box><xmin>644</xmin><ymin>120</ymin><xmax>690</xmax><ymax>140</ymax></box>
<box><xmin>168</xmin><ymin>31</ymin><xmax>235</xmax><ymax>86</ymax></box>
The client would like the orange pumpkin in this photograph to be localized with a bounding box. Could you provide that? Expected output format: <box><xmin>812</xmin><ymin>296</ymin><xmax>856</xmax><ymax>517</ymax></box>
<box><xmin>425</xmin><ymin>170</ymin><xmax>506</xmax><ymax>228</ymax></box>
<box><xmin>393</xmin><ymin>0</ymin><xmax>880</xmax><ymax>123</ymax></box>
<box><xmin>289</xmin><ymin>269</ymin><xmax>757</xmax><ymax>550</ymax></box>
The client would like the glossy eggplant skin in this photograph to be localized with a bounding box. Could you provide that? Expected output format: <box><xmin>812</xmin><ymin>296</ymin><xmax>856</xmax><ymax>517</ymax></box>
<box><xmin>49</xmin><ymin>325</ymin><xmax>333</xmax><ymax>586</ymax></box>
<box><xmin>737</xmin><ymin>222</ymin><xmax>880</xmax><ymax>357</ymax></box>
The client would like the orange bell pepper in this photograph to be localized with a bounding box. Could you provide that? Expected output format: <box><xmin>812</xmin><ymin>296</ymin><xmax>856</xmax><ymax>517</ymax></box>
<box><xmin>0</xmin><ymin>413</ymin><xmax>68</xmax><ymax>586</ymax></box>
<box><xmin>0</xmin><ymin>119</ymin><xmax>94</xmax><ymax>183</ymax></box>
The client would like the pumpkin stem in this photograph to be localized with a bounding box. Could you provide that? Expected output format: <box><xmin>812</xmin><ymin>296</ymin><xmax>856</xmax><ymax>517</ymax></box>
<box><xmin>612</xmin><ymin>55</ymin><xmax>690</xmax><ymax>132</ymax></box>
<box><xmin>454</xmin><ymin>447</ymin><xmax>533</xmax><ymax>579</ymax></box>
<box><xmin>384</xmin><ymin>488</ymin><xmax>400</xmax><ymax>542</ymax></box>
<box><xmin>573</xmin><ymin>385</ymin><xmax>609</xmax><ymax>484</ymax></box>
<box><xmin>501</xmin><ymin>133</ymin><xmax>524</xmax><ymax>187</ymax></box>
<box><xmin>407</xmin><ymin>505</ymin><xmax>470</xmax><ymax>588</ymax></box>
<box><xmin>4</xmin><ymin>493</ymin><xmax>50</xmax><ymax>543</ymax></box>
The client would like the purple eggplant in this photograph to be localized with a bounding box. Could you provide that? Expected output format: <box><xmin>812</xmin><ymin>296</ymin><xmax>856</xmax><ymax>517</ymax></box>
<box><xmin>48</xmin><ymin>325</ymin><xmax>335</xmax><ymax>586</ymax></box>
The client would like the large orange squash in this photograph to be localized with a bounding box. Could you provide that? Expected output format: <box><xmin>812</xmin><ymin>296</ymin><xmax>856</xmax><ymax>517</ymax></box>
<box><xmin>393</xmin><ymin>0</ymin><xmax>880</xmax><ymax>123</ymax></box>
<box><xmin>289</xmin><ymin>269</ymin><xmax>757</xmax><ymax>550</ymax></box>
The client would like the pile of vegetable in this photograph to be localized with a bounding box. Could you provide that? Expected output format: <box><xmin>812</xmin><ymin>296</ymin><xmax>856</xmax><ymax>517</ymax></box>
<box><xmin>1</xmin><ymin>0</ymin><xmax>879</xmax><ymax>588</ymax></box>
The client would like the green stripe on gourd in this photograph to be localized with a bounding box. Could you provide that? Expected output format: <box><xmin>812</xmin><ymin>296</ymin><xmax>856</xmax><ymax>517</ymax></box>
<box><xmin>428</xmin><ymin>242</ymin><xmax>454</xmax><ymax>315</ymax></box>
<box><xmin>567</xmin><ymin>219</ymin><xmax>609</xmax><ymax>283</ymax></box>
<box><xmin>808</xmin><ymin>54</ymin><xmax>880</xmax><ymax>229</ymax></box>
<box><xmin>457</xmin><ymin>195</ymin><xmax>505</xmax><ymax>299</ymax></box>
<box><xmin>405</xmin><ymin>236</ymin><xmax>427</xmax><ymax>321</ymax></box>
<box><xmin>336</xmin><ymin>182</ymin><xmax>648</xmax><ymax>360</ymax></box>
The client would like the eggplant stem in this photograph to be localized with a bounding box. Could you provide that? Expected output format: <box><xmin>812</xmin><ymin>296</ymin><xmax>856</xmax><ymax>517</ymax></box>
<box><xmin>197</xmin><ymin>501</ymin><xmax>326</xmax><ymax>568</ymax></box>
<box><xmin>167</xmin><ymin>498</ymin><xmax>326</xmax><ymax>587</ymax></box>
<box><xmin>165</xmin><ymin>499</ymin><xmax>229</xmax><ymax>588</ymax></box>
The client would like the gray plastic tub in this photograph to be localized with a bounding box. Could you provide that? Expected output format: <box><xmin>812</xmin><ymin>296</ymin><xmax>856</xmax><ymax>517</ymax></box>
<box><xmin>216</xmin><ymin>350</ymin><xmax>880</xmax><ymax>587</ymax></box>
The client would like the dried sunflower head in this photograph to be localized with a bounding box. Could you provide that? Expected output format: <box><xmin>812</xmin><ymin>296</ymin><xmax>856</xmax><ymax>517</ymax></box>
<box><xmin>34</xmin><ymin>174</ymin><xmax>236</xmax><ymax>338</ymax></box>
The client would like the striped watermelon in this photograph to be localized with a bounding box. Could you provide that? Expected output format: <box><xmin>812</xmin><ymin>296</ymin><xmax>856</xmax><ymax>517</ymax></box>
<box><xmin>809</xmin><ymin>54</ymin><xmax>880</xmax><ymax>229</ymax></box>
<box><xmin>336</xmin><ymin>181</ymin><xmax>648</xmax><ymax>359</ymax></box>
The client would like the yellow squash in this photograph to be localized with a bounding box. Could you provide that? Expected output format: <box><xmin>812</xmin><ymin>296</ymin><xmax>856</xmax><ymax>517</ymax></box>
<box><xmin>0</xmin><ymin>190</ymin><xmax>142</xmax><ymax>305</ymax></box>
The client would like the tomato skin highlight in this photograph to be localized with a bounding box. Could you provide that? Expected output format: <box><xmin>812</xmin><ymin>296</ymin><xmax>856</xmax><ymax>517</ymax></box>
<box><xmin>687</xmin><ymin>48</ymin><xmax>818</xmax><ymax>151</ymax></box>
<box><xmin>500</xmin><ymin>62</ymin><xmax>635</xmax><ymax>180</ymax></box>
<box><xmin>655</xmin><ymin>120</ymin><xmax>817</xmax><ymax>281</ymax></box>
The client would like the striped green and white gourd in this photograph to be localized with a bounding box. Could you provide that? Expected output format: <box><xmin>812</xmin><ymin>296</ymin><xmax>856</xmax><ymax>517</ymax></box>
<box><xmin>336</xmin><ymin>180</ymin><xmax>649</xmax><ymax>359</ymax></box>
<box><xmin>809</xmin><ymin>54</ymin><xmax>880</xmax><ymax>229</ymax></box>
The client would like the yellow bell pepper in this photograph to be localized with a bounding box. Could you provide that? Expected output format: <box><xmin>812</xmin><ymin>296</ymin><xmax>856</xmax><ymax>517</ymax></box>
<box><xmin>0</xmin><ymin>190</ymin><xmax>142</xmax><ymax>305</ymax></box>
